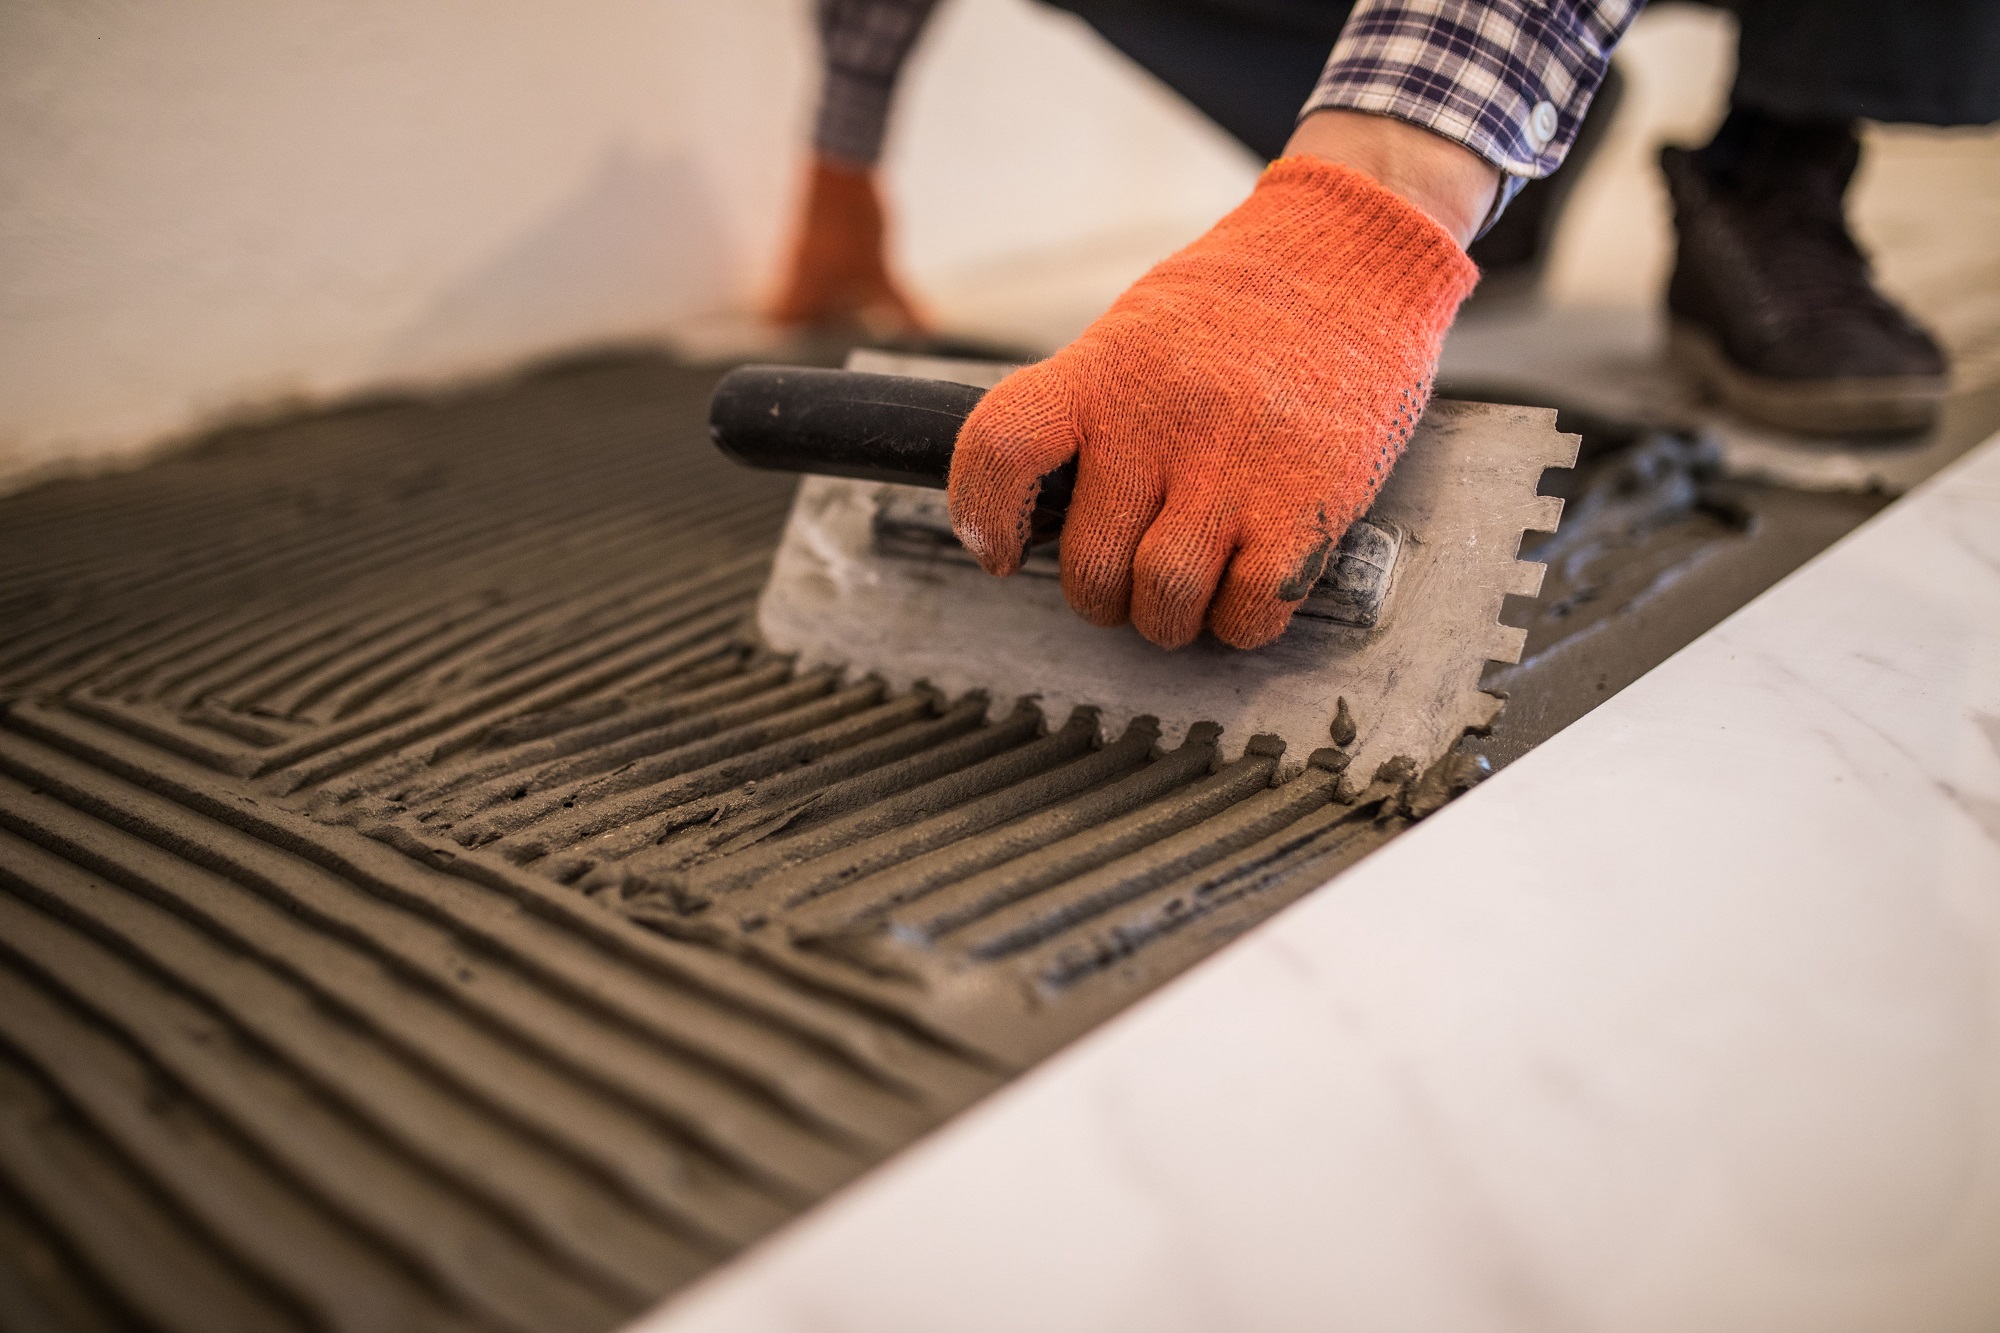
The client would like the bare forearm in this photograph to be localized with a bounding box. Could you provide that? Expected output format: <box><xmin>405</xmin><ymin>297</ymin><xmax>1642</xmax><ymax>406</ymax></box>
<box><xmin>1284</xmin><ymin>109</ymin><xmax>1499</xmax><ymax>250</ymax></box>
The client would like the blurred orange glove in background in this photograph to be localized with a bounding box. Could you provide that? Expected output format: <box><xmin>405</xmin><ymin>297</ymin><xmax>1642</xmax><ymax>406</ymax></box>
<box><xmin>769</xmin><ymin>157</ymin><xmax>927</xmax><ymax>335</ymax></box>
<box><xmin>948</xmin><ymin>157</ymin><xmax>1477</xmax><ymax>650</ymax></box>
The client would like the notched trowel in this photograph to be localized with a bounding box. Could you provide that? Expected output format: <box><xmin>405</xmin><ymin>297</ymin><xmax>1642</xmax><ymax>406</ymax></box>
<box><xmin>710</xmin><ymin>350</ymin><xmax>1577</xmax><ymax>788</ymax></box>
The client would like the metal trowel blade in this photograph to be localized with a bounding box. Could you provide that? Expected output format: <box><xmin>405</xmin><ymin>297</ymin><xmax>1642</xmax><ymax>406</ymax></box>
<box><xmin>754</xmin><ymin>351</ymin><xmax>1578</xmax><ymax>786</ymax></box>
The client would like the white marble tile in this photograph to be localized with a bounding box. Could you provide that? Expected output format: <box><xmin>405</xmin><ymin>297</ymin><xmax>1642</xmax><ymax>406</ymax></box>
<box><xmin>637</xmin><ymin>434</ymin><xmax>2000</xmax><ymax>1333</ymax></box>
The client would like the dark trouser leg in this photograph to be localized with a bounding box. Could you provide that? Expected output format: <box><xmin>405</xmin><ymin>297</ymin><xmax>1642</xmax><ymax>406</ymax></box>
<box><xmin>1042</xmin><ymin>0</ymin><xmax>1350</xmax><ymax>161</ymax></box>
<box><xmin>1038</xmin><ymin>0</ymin><xmax>1617</xmax><ymax>281</ymax></box>
<box><xmin>1729</xmin><ymin>0</ymin><xmax>2000</xmax><ymax>127</ymax></box>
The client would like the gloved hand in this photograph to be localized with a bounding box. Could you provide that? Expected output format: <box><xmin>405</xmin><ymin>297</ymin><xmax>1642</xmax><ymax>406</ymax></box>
<box><xmin>947</xmin><ymin>157</ymin><xmax>1478</xmax><ymax>650</ymax></box>
<box><xmin>769</xmin><ymin>157</ymin><xmax>927</xmax><ymax>335</ymax></box>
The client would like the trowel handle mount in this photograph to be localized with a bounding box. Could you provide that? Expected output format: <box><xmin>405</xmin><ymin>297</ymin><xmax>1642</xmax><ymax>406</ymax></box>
<box><xmin>708</xmin><ymin>365</ymin><xmax>1077</xmax><ymax>536</ymax></box>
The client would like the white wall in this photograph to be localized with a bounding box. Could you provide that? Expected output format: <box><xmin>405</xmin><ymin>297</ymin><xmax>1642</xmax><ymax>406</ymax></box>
<box><xmin>0</xmin><ymin>2</ymin><xmax>812</xmax><ymax>483</ymax></box>
<box><xmin>0</xmin><ymin>0</ymin><xmax>1255</xmax><ymax>488</ymax></box>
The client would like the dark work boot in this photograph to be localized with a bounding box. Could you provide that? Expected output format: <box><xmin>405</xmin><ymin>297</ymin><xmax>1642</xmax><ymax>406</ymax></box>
<box><xmin>1660</xmin><ymin>111</ymin><xmax>1948</xmax><ymax>435</ymax></box>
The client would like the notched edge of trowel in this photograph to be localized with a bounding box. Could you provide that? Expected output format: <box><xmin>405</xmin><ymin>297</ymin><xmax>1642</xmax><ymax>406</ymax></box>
<box><xmin>1482</xmin><ymin>490</ymin><xmax>1567</xmax><ymax>670</ymax></box>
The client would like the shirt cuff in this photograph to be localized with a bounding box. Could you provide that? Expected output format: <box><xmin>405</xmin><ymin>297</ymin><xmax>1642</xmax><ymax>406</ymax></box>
<box><xmin>812</xmin><ymin>0</ymin><xmax>941</xmax><ymax>166</ymax></box>
<box><xmin>815</xmin><ymin>68</ymin><xmax>899</xmax><ymax>166</ymax></box>
<box><xmin>1301</xmin><ymin>0</ymin><xmax>1641</xmax><ymax>231</ymax></box>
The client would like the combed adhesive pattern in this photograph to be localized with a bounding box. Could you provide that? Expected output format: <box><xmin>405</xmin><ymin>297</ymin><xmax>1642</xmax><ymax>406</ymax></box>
<box><xmin>0</xmin><ymin>356</ymin><xmax>1420</xmax><ymax>1331</ymax></box>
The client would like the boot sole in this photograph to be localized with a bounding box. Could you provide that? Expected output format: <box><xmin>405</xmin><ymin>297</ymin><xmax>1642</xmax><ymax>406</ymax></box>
<box><xmin>1667</xmin><ymin>323</ymin><xmax>1946</xmax><ymax>436</ymax></box>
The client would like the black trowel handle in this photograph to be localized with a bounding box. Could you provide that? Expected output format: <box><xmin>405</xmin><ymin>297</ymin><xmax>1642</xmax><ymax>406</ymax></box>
<box><xmin>708</xmin><ymin>365</ymin><xmax>1077</xmax><ymax>532</ymax></box>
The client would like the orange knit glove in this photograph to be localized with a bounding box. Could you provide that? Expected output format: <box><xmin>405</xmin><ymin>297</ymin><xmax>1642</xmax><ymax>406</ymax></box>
<box><xmin>769</xmin><ymin>157</ymin><xmax>927</xmax><ymax>335</ymax></box>
<box><xmin>947</xmin><ymin>157</ymin><xmax>1477</xmax><ymax>650</ymax></box>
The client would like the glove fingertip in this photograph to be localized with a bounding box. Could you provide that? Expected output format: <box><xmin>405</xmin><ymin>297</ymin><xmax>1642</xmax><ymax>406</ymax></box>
<box><xmin>1210</xmin><ymin>601</ymin><xmax>1295</xmax><ymax>650</ymax></box>
<box><xmin>947</xmin><ymin>368</ymin><xmax>1076</xmax><ymax>578</ymax></box>
<box><xmin>1207</xmin><ymin>539</ymin><xmax>1314</xmax><ymax>649</ymax></box>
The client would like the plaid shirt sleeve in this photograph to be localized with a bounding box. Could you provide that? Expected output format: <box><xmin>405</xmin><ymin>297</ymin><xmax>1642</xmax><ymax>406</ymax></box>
<box><xmin>1305</xmin><ymin>0</ymin><xmax>1644</xmax><ymax>221</ymax></box>
<box><xmin>813</xmin><ymin>0</ymin><xmax>940</xmax><ymax>166</ymax></box>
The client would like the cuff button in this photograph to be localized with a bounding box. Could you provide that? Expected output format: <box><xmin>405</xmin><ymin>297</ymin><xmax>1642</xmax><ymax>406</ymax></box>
<box><xmin>1528</xmin><ymin>100</ymin><xmax>1559</xmax><ymax>148</ymax></box>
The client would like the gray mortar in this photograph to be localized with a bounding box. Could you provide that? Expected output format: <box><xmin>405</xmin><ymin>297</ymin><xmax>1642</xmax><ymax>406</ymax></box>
<box><xmin>1473</xmin><ymin>418</ymin><xmax>1889</xmax><ymax>769</ymax></box>
<box><xmin>0</xmin><ymin>351</ymin><xmax>1903</xmax><ymax>1330</ymax></box>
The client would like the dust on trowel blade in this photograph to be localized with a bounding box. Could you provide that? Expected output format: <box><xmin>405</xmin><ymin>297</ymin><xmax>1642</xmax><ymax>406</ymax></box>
<box><xmin>0</xmin><ymin>349</ymin><xmax>1892</xmax><ymax>1331</ymax></box>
